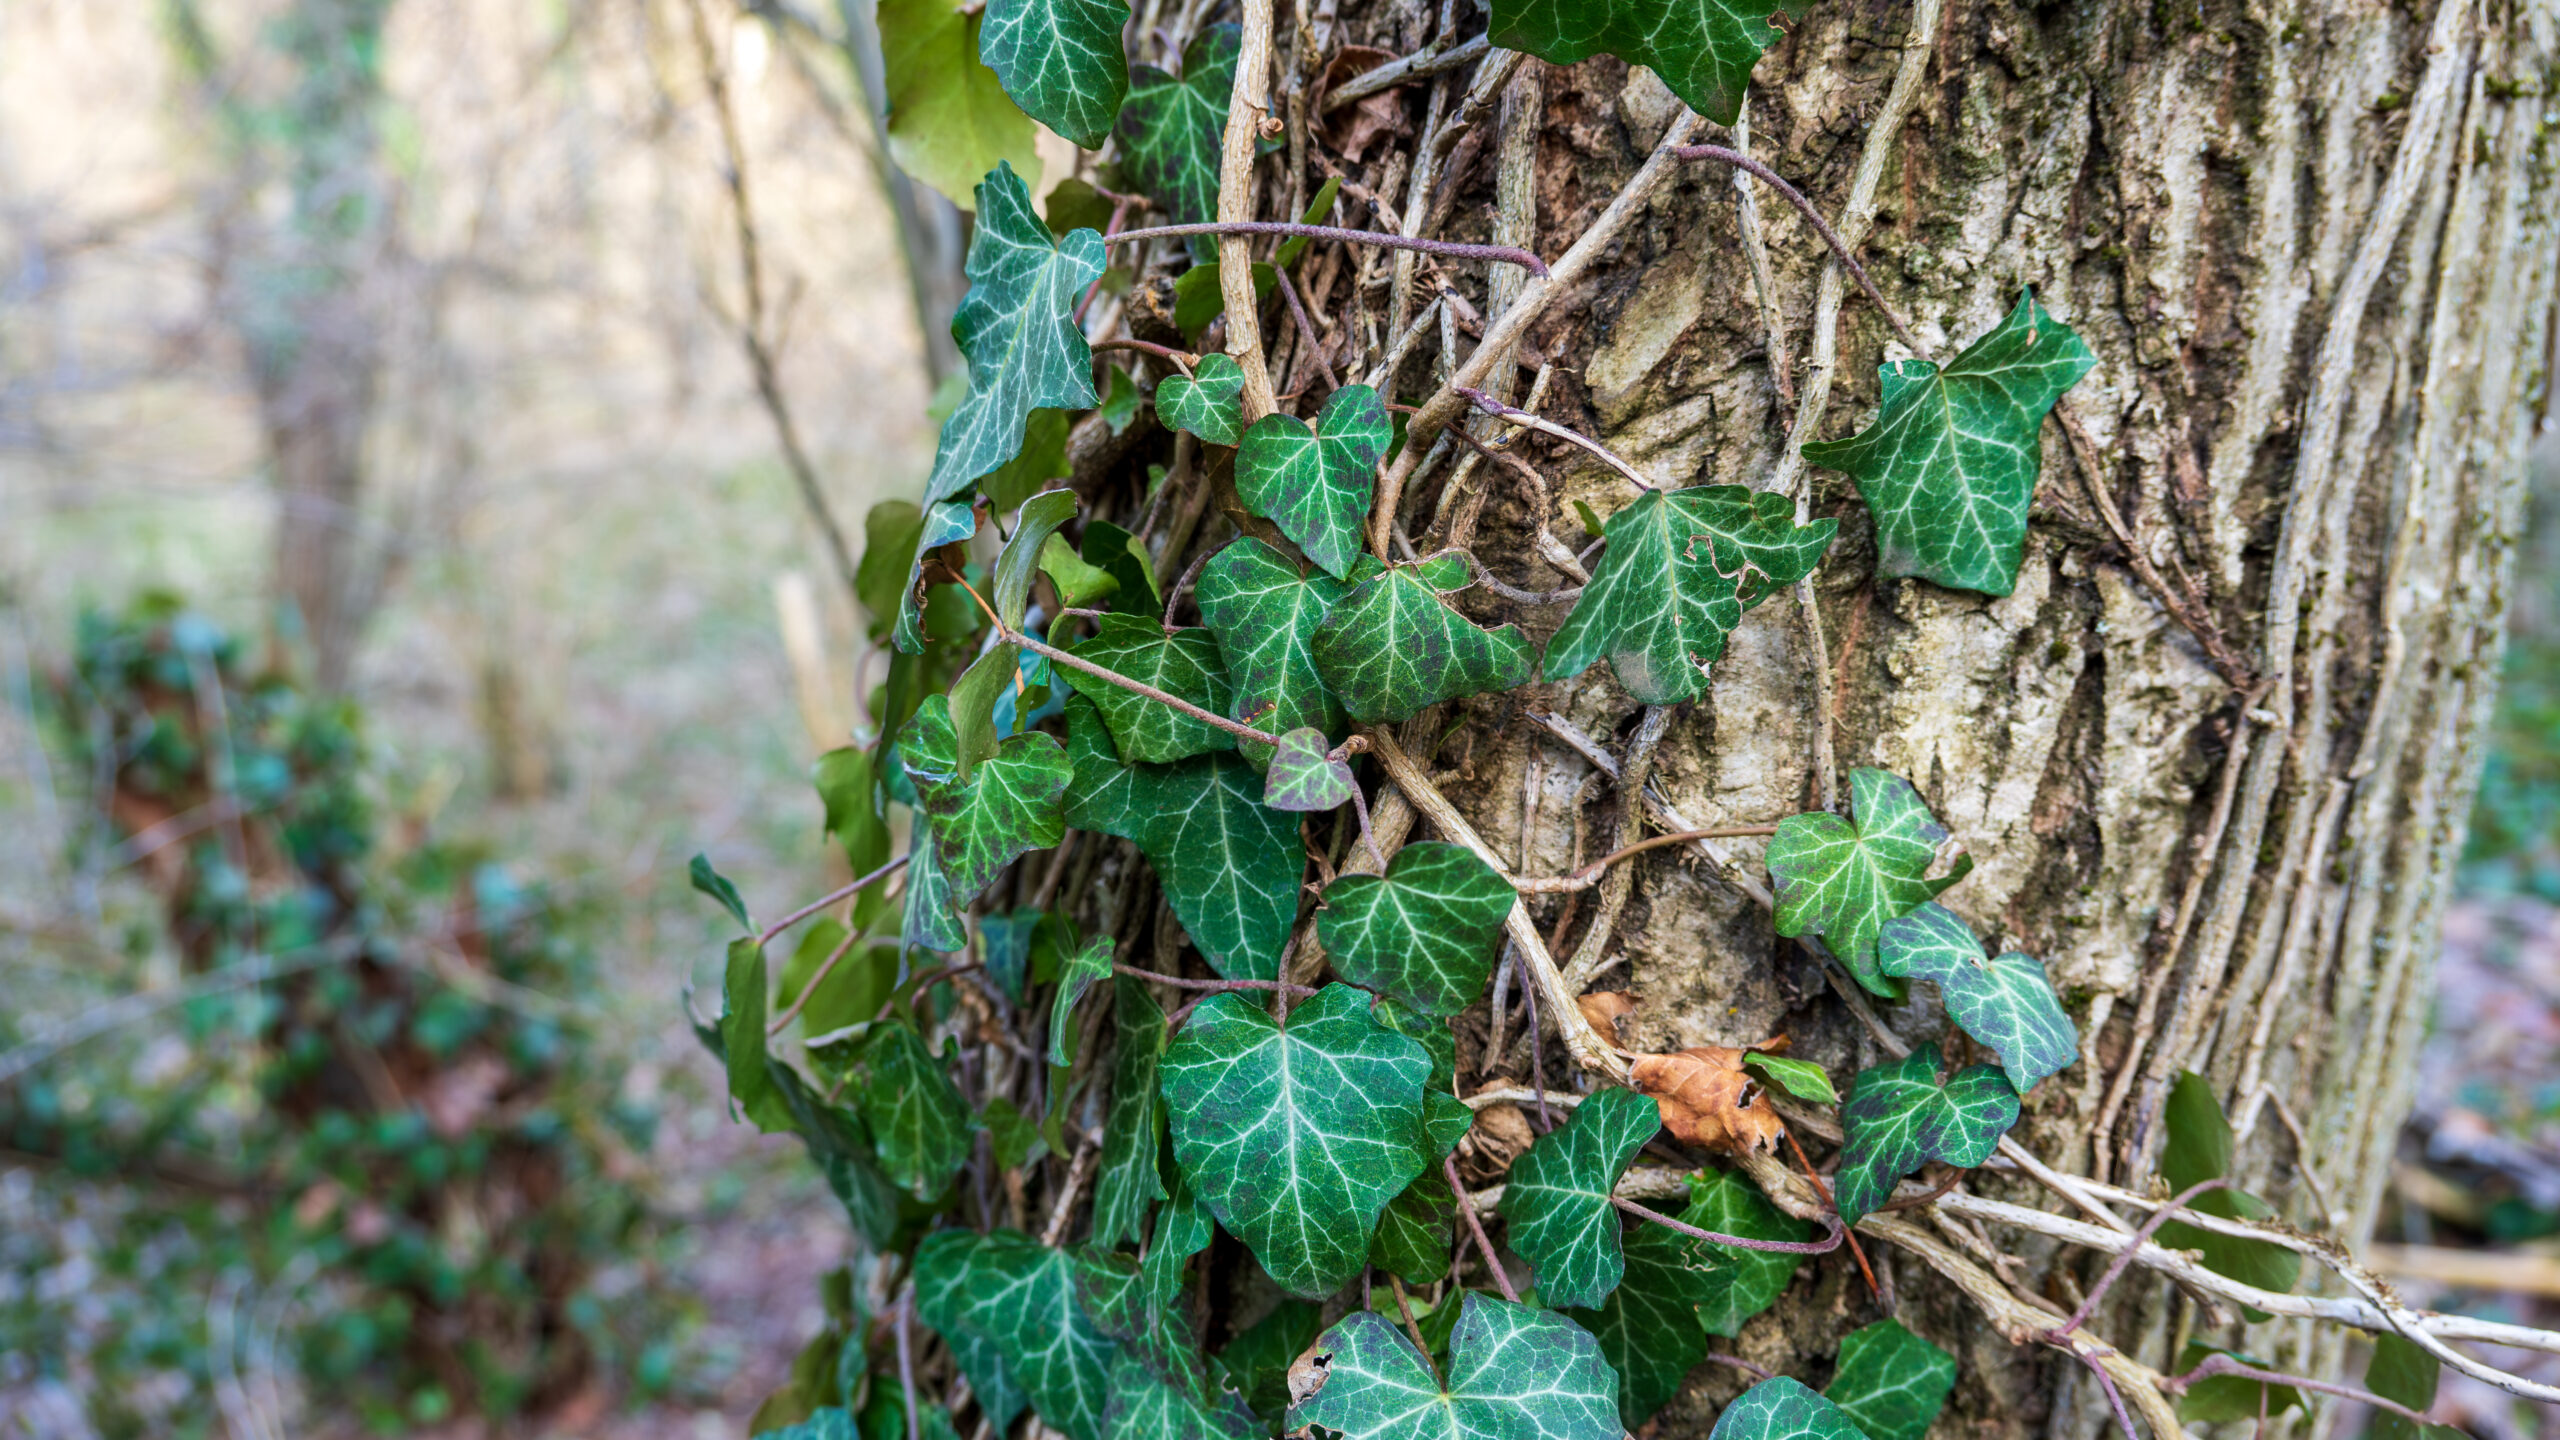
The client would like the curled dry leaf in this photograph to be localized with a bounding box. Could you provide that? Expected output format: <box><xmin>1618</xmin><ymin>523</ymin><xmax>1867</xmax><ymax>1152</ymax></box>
<box><xmin>1461</xmin><ymin>1081</ymin><xmax>1536</xmax><ymax>1180</ymax></box>
<box><xmin>1288</xmin><ymin>1340</ymin><xmax>1334</xmax><ymax>1405</ymax></box>
<box><xmin>1315</xmin><ymin>46</ymin><xmax>1413</xmax><ymax>163</ymax></box>
<box><xmin>1575</xmin><ymin>990</ymin><xmax>1636</xmax><ymax>1045</ymax></box>
<box><xmin>1630</xmin><ymin>1042</ymin><xmax>1788</xmax><ymax>1157</ymax></box>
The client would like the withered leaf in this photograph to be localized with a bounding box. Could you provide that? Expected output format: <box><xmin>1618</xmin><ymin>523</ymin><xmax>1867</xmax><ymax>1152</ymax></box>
<box><xmin>1629</xmin><ymin>1043</ymin><xmax>1787</xmax><ymax>1156</ymax></box>
<box><xmin>1575</xmin><ymin>990</ymin><xmax>1636</xmax><ymax>1045</ymax></box>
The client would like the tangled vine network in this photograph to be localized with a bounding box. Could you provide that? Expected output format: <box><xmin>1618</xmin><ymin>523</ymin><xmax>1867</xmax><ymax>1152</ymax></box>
<box><xmin>678</xmin><ymin>0</ymin><xmax>2560</xmax><ymax>1435</ymax></box>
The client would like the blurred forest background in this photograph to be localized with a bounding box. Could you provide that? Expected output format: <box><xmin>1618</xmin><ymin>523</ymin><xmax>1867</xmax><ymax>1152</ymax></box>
<box><xmin>0</xmin><ymin>0</ymin><xmax>2552</xmax><ymax>1437</ymax></box>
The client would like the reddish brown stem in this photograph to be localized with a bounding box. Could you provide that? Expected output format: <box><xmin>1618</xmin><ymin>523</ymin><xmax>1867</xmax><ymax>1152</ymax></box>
<box><xmin>1446</xmin><ymin>1155</ymin><xmax>1520</xmax><ymax>1303</ymax></box>
<box><xmin>1784</xmin><ymin>1128</ymin><xmax>1882</xmax><ymax>1300</ymax></box>
<box><xmin>1105</xmin><ymin>222</ymin><xmax>1547</xmax><ymax>276</ymax></box>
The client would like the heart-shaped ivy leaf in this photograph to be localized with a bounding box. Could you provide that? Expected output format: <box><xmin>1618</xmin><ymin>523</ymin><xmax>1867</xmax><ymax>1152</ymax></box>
<box><xmin>923</xmin><ymin>163</ymin><xmax>1105</xmax><ymax>508</ymax></box>
<box><xmin>1800</xmin><ymin>289</ymin><xmax>2096</xmax><ymax>597</ymax></box>
<box><xmin>1317</xmin><ymin>841</ymin><xmax>1514</xmax><ymax>1017</ymax></box>
<box><xmin>877</xmin><ymin>0</ymin><xmax>1040</xmax><ymax>213</ymax></box>
<box><xmin>1565</xmin><ymin>1169</ymin><xmax>1806</xmax><ymax>1427</ymax></box>
<box><xmin>1878</xmin><ymin>903</ymin><xmax>2078</xmax><ymax>1094</ymax></box>
<box><xmin>1263</xmin><ymin>727</ymin><xmax>1357</xmax><ymax>811</ymax></box>
<box><xmin>1235</xmin><ymin>383</ymin><xmax>1392</xmax><ymax>579</ymax></box>
<box><xmin>1115</xmin><ymin>25</ymin><xmax>1237</xmax><ymax>234</ymax></box>
<box><xmin>1367</xmin><ymin>1162</ymin><xmax>1456</xmax><ymax>1286</ymax></box>
<box><xmin>978</xmin><ymin>0</ymin><xmax>1127</xmax><ymax>149</ymax></box>
<box><xmin>1072</xmin><ymin>1248</ymin><xmax>1198</xmax><ymax>1394</ymax></box>
<box><xmin>1499</xmin><ymin>1086</ymin><xmax>1661</xmax><ymax>1309</ymax></box>
<box><xmin>900</xmin><ymin>695</ymin><xmax>1072</xmax><ymax>942</ymax></box>
<box><xmin>1159</xmin><ymin>983</ymin><xmax>1432</xmax><ymax>1297</ymax></box>
<box><xmin>1489</xmin><ymin>0</ymin><xmax>1809</xmax><ymax>127</ymax></box>
<box><xmin>1046</xmin><ymin>934</ymin><xmax>1115</xmax><ymax>1066</ymax></box>
<box><xmin>1063</xmin><ymin>697</ymin><xmax>1302</xmax><ymax>979</ymax></box>
<box><xmin>1709</xmin><ymin>1377</ymin><xmax>1873</xmax><ymax>1440</ymax></box>
<box><xmin>1768</xmin><ymin>768</ymin><xmax>1971</xmax><ymax>993</ymax></box>
<box><xmin>891</xmin><ymin>498</ymin><xmax>981</xmax><ymax>655</ymax></box>
<box><xmin>914</xmin><ymin>1229</ymin><xmax>1115</xmax><ymax>1440</ymax></box>
<box><xmin>1195</xmin><ymin>538</ymin><xmax>1365</xmax><ymax>763</ymax></box>
<box><xmin>1155</xmin><ymin>353</ymin><xmax>1247</xmax><ymax>447</ymax></box>
<box><xmin>1823</xmin><ymin>1320</ymin><xmax>1956</xmax><ymax>1440</ymax></box>
<box><xmin>1543</xmin><ymin>484</ymin><xmax>1836</xmax><ymax>703</ymax></box>
<box><xmin>850</xmin><ymin>1018</ymin><xmax>977</xmax><ymax>1200</ymax></box>
<box><xmin>1091</xmin><ymin>976</ymin><xmax>1169</xmax><ymax>1248</ymax></box>
<box><xmin>1060</xmin><ymin>614</ymin><xmax>1235</xmax><ymax>763</ymax></box>
<box><xmin>1312</xmin><ymin>565</ymin><xmax>1535</xmax><ymax>724</ymax></box>
<box><xmin>1833</xmin><ymin>1043</ymin><xmax>2018</xmax><ymax>1226</ymax></box>
<box><xmin>1289</xmin><ymin>1292</ymin><xmax>1623</xmax><ymax>1440</ymax></box>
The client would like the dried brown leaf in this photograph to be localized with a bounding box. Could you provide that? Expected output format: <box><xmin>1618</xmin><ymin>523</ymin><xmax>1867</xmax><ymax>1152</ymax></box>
<box><xmin>1629</xmin><ymin>1042</ymin><xmax>1788</xmax><ymax>1157</ymax></box>
<box><xmin>1575</xmin><ymin>990</ymin><xmax>1635</xmax><ymax>1044</ymax></box>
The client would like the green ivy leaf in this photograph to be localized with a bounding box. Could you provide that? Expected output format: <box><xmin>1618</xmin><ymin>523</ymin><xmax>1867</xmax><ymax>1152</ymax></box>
<box><xmin>1317</xmin><ymin>841</ymin><xmax>1514</xmax><ymax>1017</ymax></box>
<box><xmin>1040</xmin><ymin>533</ymin><xmax>1121</xmax><ymax>609</ymax></box>
<box><xmin>1172</xmin><ymin>259</ymin><xmax>1274</xmax><ymax>336</ymax></box>
<box><xmin>1160</xmin><ymin>983</ymin><xmax>1432</xmax><ymax>1297</ymax></box>
<box><xmin>769</xmin><ymin>1406</ymin><xmax>860</xmax><ymax>1440</ymax></box>
<box><xmin>903</xmin><ymin>814</ymin><xmax>966</xmax><ymax>952</ymax></box>
<box><xmin>1684</xmin><ymin>1168</ymin><xmax>1813</xmax><ymax>1336</ymax></box>
<box><xmin>1263</xmin><ymin>727</ymin><xmax>1357</xmax><ymax>811</ymax></box>
<box><xmin>1082</xmin><ymin>520</ymin><xmax>1162</xmax><ymax>615</ymax></box>
<box><xmin>1878</xmin><ymin>904</ymin><xmax>2078</xmax><ymax>1094</ymax></box>
<box><xmin>880</xmin><ymin>0</ymin><xmax>1042</xmax><ymax>210</ymax></box>
<box><xmin>1142</xmin><ymin>1172</ymin><xmax>1214</xmax><ymax>1309</ymax></box>
<box><xmin>2173</xmin><ymin>1343</ymin><xmax>2303</xmax><ymax>1425</ymax></box>
<box><xmin>1072</xmin><ymin>1249</ymin><xmax>1199</xmax><ymax>1393</ymax></box>
<box><xmin>1099</xmin><ymin>364</ymin><xmax>1142</xmax><ymax>433</ymax></box>
<box><xmin>782</xmin><ymin>919</ymin><xmax>894</xmax><ymax>1036</ymax></box>
<box><xmin>860</xmin><ymin>500</ymin><xmax>928</xmax><ymax>635</ymax></box>
<box><xmin>814</xmin><ymin>748</ymin><xmax>893</xmax><ymax>904</ymax></box>
<box><xmin>1488</xmin><ymin>0</ymin><xmax>1807</xmax><ymax>127</ymax></box>
<box><xmin>1289</xmin><ymin>1292</ymin><xmax>1622</xmax><ymax>1440</ymax></box>
<box><xmin>914</xmin><ymin>1230</ymin><xmax>1114</xmax><ymax>1440</ymax></box>
<box><xmin>1101</xmin><ymin>1349</ymin><xmax>1263</xmax><ymax>1440</ymax></box>
<box><xmin>1195</xmin><ymin>538</ymin><xmax>1361</xmax><ymax>762</ymax></box>
<box><xmin>1800</xmin><ymin>290</ymin><xmax>2096</xmax><ymax>597</ymax></box>
<box><xmin>1542</xmin><ymin>484</ymin><xmax>1836</xmax><ymax>704</ymax></box>
<box><xmin>719</xmin><ymin>937</ymin><xmax>785</xmax><ymax>1129</ymax></box>
<box><xmin>1044</xmin><ymin>176</ymin><xmax>1116</xmax><ymax>236</ymax></box>
<box><xmin>1768</xmin><ymin>768</ymin><xmax>1971</xmax><ymax>993</ymax></box>
<box><xmin>1834</xmin><ymin>1044</ymin><xmax>2017</xmax><ymax>1226</ymax></box>
<box><xmin>1047</xmin><ymin>934</ymin><xmax>1116</xmax><ymax>1066</ymax></box>
<box><xmin>1313</xmin><ymin>565</ymin><xmax>1534</xmax><ymax>724</ymax></box>
<box><xmin>1061</xmin><ymin>614</ymin><xmax>1236</xmax><ymax>763</ymax></box>
<box><xmin>1092</xmin><ymin>976</ymin><xmax>1170</xmax><ymax>1247</ymax></box>
<box><xmin>983</xmin><ymin>1094</ymin><xmax>1049</xmax><ymax>1170</ymax></box>
<box><xmin>1499</xmin><ymin>1086</ymin><xmax>1659</xmax><ymax>1308</ymax></box>
<box><xmin>979</xmin><ymin>906</ymin><xmax>1042</xmax><ymax>1005</ymax></box>
<box><xmin>900</xmin><ymin>694</ymin><xmax>1072</xmax><ymax>938</ymax></box>
<box><xmin>1235</xmin><ymin>383</ymin><xmax>1392</xmax><ymax>579</ymax></box>
<box><xmin>1115</xmin><ymin>25</ymin><xmax>1238</xmax><ymax>232</ymax></box>
<box><xmin>852</xmin><ymin>1019</ymin><xmax>977</xmax><ymax>1199</ymax></box>
<box><xmin>1565</xmin><ymin>1168</ymin><xmax>1810</xmax><ymax>1426</ymax></box>
<box><xmin>1155</xmin><ymin>353</ymin><xmax>1247</xmax><ymax>447</ymax></box>
<box><xmin>978</xmin><ymin>0</ymin><xmax>1127</xmax><ymax>148</ymax></box>
<box><xmin>1062</xmin><ymin>696</ymin><xmax>1301</xmax><ymax>979</ymax></box>
<box><xmin>691</xmin><ymin>853</ymin><xmax>752</xmax><ymax>931</ymax></box>
<box><xmin>2156</xmin><ymin>1071</ymin><xmax>2301</xmax><ymax>1314</ymax></box>
<box><xmin>924</xmin><ymin>163</ymin><xmax>1105</xmax><ymax>507</ymax></box>
<box><xmin>1743</xmin><ymin>1053</ymin><xmax>1838</xmax><ymax>1107</ymax></box>
<box><xmin>766</xmin><ymin>1062</ymin><xmax>905</xmax><ymax>1246</ymax></box>
<box><xmin>1709</xmin><ymin>1377</ymin><xmax>1872</xmax><ymax>1440</ymax></box>
<box><xmin>982</xmin><ymin>408</ymin><xmax>1072</xmax><ymax>511</ymax></box>
<box><xmin>2364</xmin><ymin>1334</ymin><xmax>2459</xmax><ymax>1440</ymax></box>
<box><xmin>1824</xmin><ymin>1320</ymin><xmax>1956</xmax><ymax>1440</ymax></box>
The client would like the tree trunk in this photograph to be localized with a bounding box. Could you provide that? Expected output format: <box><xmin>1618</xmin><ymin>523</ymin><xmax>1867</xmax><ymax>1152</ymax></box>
<box><xmin>1345</xmin><ymin>0</ymin><xmax>2555</xmax><ymax>1434</ymax></box>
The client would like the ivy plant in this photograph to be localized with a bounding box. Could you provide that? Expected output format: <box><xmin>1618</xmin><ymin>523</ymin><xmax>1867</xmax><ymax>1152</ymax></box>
<box><xmin>1833</xmin><ymin>1044</ymin><xmax>2019</xmax><ymax>1226</ymax></box>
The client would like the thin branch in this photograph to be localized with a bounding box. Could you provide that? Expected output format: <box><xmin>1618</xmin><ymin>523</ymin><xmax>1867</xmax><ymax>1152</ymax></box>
<box><xmin>1274</xmin><ymin>263</ymin><xmax>1339</xmax><ymax>393</ymax></box>
<box><xmin>1452</xmin><ymin>388</ymin><xmax>1656</xmax><ymax>491</ymax></box>
<box><xmin>1162</xmin><ymin>547</ymin><xmax>1215</xmax><ymax>631</ymax></box>
<box><xmin>1446</xmin><ymin>1155</ymin><xmax>1520</xmax><ymax>1304</ymax></box>
<box><xmin>1389</xmin><ymin>1274</ymin><xmax>1440</xmax><ymax>1383</ymax></box>
<box><xmin>1612</xmin><ymin>1195</ymin><xmax>1847</xmax><ymax>1254</ymax></box>
<box><xmin>1706</xmin><ymin>1353</ymin><xmax>1777</xmax><ymax>1382</ymax></box>
<box><xmin>894</xmin><ymin>1292</ymin><xmax>922</xmax><ymax>1440</ymax></box>
<box><xmin>1514</xmin><ymin>826</ymin><xmax>1780</xmax><ymax>893</ymax></box>
<box><xmin>1670</xmin><ymin>145</ymin><xmax>1931</xmax><ymax>361</ymax></box>
<box><xmin>1321</xmin><ymin>32</ymin><xmax>1490</xmax><ymax>113</ymax></box>
<box><xmin>2161</xmin><ymin>1354</ymin><xmax>2436</xmax><ymax>1427</ymax></box>
<box><xmin>1112</xmin><ymin>963</ymin><xmax>1317</xmax><ymax>996</ymax></box>
<box><xmin>1011</xmin><ymin>631</ymin><xmax>1281</xmax><ymax>749</ymax></box>
<box><xmin>1784</xmin><ymin>1128</ymin><xmax>1881</xmax><ymax>1299</ymax></box>
<box><xmin>1093</xmin><ymin>337</ymin><xmax>1198</xmax><ymax>378</ymax></box>
<box><xmin>769</xmin><ymin>920</ymin><xmax>864</xmax><ymax>1034</ymax></box>
<box><xmin>2044</xmin><ymin>1178</ymin><xmax>2232</xmax><ymax>1338</ymax></box>
<box><xmin>685</xmin><ymin>0</ymin><xmax>864</xmax><ymax>606</ymax></box>
<box><xmin>1105</xmin><ymin>223</ymin><xmax>1548</xmax><ymax>276</ymax></box>
<box><xmin>757</xmin><ymin>852</ymin><xmax>914</xmax><ymax>947</ymax></box>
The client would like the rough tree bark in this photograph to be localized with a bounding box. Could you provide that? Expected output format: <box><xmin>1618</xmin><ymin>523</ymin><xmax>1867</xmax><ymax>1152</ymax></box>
<box><xmin>1299</xmin><ymin>0</ymin><xmax>2557</xmax><ymax>1435</ymax></box>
